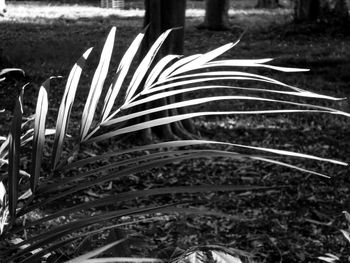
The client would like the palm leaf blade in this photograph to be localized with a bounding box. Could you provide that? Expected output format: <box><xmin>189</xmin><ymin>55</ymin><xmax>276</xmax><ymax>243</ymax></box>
<box><xmin>106</xmin><ymin>95</ymin><xmax>349</xmax><ymax>127</ymax></box>
<box><xmin>101</xmin><ymin>30</ymin><xmax>146</xmax><ymax>122</ymax></box>
<box><xmin>91</xmin><ymin>107</ymin><xmax>349</xmax><ymax>143</ymax></box>
<box><xmin>80</xmin><ymin>27</ymin><xmax>116</xmax><ymax>140</ymax></box>
<box><xmin>9</xmin><ymin>204</ymin><xmax>178</xmax><ymax>260</ymax></box>
<box><xmin>65</xmin><ymin>239</ymin><xmax>127</xmax><ymax>263</ymax></box>
<box><xmin>52</xmin><ymin>48</ymin><xmax>93</xmax><ymax>170</ymax></box>
<box><xmin>30</xmin><ymin>79</ymin><xmax>49</xmax><ymax>193</ymax></box>
<box><xmin>124</xmin><ymin>29</ymin><xmax>172</xmax><ymax>103</ymax></box>
<box><xmin>20</xmin><ymin>184</ymin><xmax>274</xmax><ymax>230</ymax></box>
<box><xmin>8</xmin><ymin>89</ymin><xmax>24</xmax><ymax>223</ymax></box>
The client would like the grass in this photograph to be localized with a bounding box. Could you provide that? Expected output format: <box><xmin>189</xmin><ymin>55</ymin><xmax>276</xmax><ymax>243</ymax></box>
<box><xmin>0</xmin><ymin>1</ymin><xmax>350</xmax><ymax>262</ymax></box>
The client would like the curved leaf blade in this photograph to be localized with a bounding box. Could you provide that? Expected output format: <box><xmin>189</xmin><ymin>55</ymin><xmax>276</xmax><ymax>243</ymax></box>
<box><xmin>143</xmin><ymin>54</ymin><xmax>180</xmax><ymax>90</ymax></box>
<box><xmin>169</xmin><ymin>42</ymin><xmax>237</xmax><ymax>77</ymax></box>
<box><xmin>124</xmin><ymin>29</ymin><xmax>172</xmax><ymax>103</ymax></box>
<box><xmin>80</xmin><ymin>27</ymin><xmax>116</xmax><ymax>141</ymax></box>
<box><xmin>158</xmin><ymin>54</ymin><xmax>201</xmax><ymax>81</ymax></box>
<box><xmin>9</xmin><ymin>204</ymin><xmax>179</xmax><ymax>260</ymax></box>
<box><xmin>101</xmin><ymin>30</ymin><xmax>146</xmax><ymax>122</ymax></box>
<box><xmin>31</xmin><ymin>79</ymin><xmax>49</xmax><ymax>193</ymax></box>
<box><xmin>52</xmin><ymin>48</ymin><xmax>93</xmax><ymax>170</ymax></box>
<box><xmin>206</xmin><ymin>59</ymin><xmax>309</xmax><ymax>72</ymax></box>
<box><xmin>106</xmin><ymin>95</ymin><xmax>349</xmax><ymax>127</ymax></box>
<box><xmin>92</xmin><ymin>107</ymin><xmax>349</xmax><ymax>143</ymax></box>
<box><xmin>23</xmin><ymin>184</ymin><xmax>273</xmax><ymax>229</ymax></box>
<box><xmin>65</xmin><ymin>239</ymin><xmax>127</xmax><ymax>263</ymax></box>
<box><xmin>8</xmin><ymin>89</ymin><xmax>24</xmax><ymax>223</ymax></box>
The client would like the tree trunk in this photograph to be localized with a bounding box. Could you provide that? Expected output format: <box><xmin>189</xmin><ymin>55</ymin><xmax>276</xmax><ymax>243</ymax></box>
<box><xmin>142</xmin><ymin>0</ymin><xmax>185</xmax><ymax>57</ymax></box>
<box><xmin>256</xmin><ymin>0</ymin><xmax>280</xmax><ymax>8</ymax></box>
<box><xmin>136</xmin><ymin>0</ymin><xmax>196</xmax><ymax>141</ymax></box>
<box><xmin>294</xmin><ymin>0</ymin><xmax>322</xmax><ymax>21</ymax></box>
<box><xmin>198</xmin><ymin>0</ymin><xmax>230</xmax><ymax>31</ymax></box>
<box><xmin>294</xmin><ymin>0</ymin><xmax>349</xmax><ymax>23</ymax></box>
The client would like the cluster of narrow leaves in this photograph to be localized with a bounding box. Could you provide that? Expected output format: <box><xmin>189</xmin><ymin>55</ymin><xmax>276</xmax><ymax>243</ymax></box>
<box><xmin>0</xmin><ymin>26</ymin><xmax>349</xmax><ymax>262</ymax></box>
<box><xmin>170</xmin><ymin>245</ymin><xmax>253</xmax><ymax>263</ymax></box>
<box><xmin>318</xmin><ymin>211</ymin><xmax>350</xmax><ymax>263</ymax></box>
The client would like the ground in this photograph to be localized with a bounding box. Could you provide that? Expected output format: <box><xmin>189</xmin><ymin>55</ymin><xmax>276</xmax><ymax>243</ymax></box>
<box><xmin>0</xmin><ymin>1</ymin><xmax>350</xmax><ymax>262</ymax></box>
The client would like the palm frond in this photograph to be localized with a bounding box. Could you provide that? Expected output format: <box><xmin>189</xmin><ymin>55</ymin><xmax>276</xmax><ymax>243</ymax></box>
<box><xmin>31</xmin><ymin>79</ymin><xmax>49</xmax><ymax>193</ymax></box>
<box><xmin>101</xmin><ymin>29</ymin><xmax>146</xmax><ymax>122</ymax></box>
<box><xmin>52</xmin><ymin>48</ymin><xmax>93</xmax><ymax>170</ymax></box>
<box><xmin>2</xmin><ymin>27</ymin><xmax>349</xmax><ymax>261</ymax></box>
<box><xmin>80</xmin><ymin>27</ymin><xmax>116</xmax><ymax>141</ymax></box>
<box><xmin>8</xmin><ymin>88</ymin><xmax>24</xmax><ymax>224</ymax></box>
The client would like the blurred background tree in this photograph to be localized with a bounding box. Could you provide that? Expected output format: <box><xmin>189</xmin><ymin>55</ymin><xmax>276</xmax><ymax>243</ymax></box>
<box><xmin>256</xmin><ymin>0</ymin><xmax>280</xmax><ymax>8</ymax></box>
<box><xmin>294</xmin><ymin>0</ymin><xmax>349</xmax><ymax>23</ymax></box>
<box><xmin>198</xmin><ymin>0</ymin><xmax>230</xmax><ymax>30</ymax></box>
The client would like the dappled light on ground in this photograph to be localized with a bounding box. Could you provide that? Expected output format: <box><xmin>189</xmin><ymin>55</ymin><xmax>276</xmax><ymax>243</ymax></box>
<box><xmin>1</xmin><ymin>2</ymin><xmax>292</xmax><ymax>26</ymax></box>
<box><xmin>2</xmin><ymin>2</ymin><xmax>145</xmax><ymax>24</ymax></box>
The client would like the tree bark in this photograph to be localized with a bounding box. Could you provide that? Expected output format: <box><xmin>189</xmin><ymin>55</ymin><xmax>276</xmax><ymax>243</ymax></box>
<box><xmin>294</xmin><ymin>0</ymin><xmax>349</xmax><ymax>23</ymax></box>
<box><xmin>136</xmin><ymin>0</ymin><xmax>196</xmax><ymax>141</ymax></box>
<box><xmin>256</xmin><ymin>0</ymin><xmax>280</xmax><ymax>8</ymax></box>
<box><xmin>198</xmin><ymin>0</ymin><xmax>230</xmax><ymax>31</ymax></box>
<box><xmin>142</xmin><ymin>0</ymin><xmax>185</xmax><ymax>57</ymax></box>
